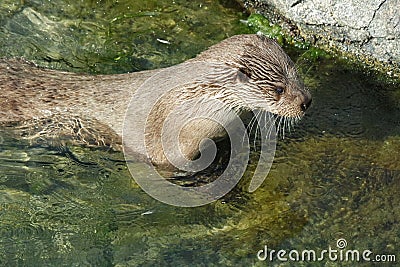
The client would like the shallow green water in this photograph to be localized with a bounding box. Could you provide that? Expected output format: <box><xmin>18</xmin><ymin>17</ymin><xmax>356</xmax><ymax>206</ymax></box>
<box><xmin>0</xmin><ymin>0</ymin><xmax>247</xmax><ymax>73</ymax></box>
<box><xmin>1</xmin><ymin>1</ymin><xmax>400</xmax><ymax>266</ymax></box>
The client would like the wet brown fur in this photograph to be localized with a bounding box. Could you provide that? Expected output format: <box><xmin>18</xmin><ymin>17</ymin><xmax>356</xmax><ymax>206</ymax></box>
<box><xmin>0</xmin><ymin>34</ymin><xmax>311</xmax><ymax>168</ymax></box>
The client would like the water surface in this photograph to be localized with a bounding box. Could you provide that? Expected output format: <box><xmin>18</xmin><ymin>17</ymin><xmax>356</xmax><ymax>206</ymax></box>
<box><xmin>0</xmin><ymin>0</ymin><xmax>399</xmax><ymax>266</ymax></box>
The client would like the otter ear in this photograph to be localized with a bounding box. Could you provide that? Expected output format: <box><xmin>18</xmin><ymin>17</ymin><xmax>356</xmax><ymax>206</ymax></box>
<box><xmin>236</xmin><ymin>68</ymin><xmax>251</xmax><ymax>83</ymax></box>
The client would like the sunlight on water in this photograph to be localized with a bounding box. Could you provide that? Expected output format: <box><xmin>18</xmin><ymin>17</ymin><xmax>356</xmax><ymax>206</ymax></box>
<box><xmin>0</xmin><ymin>0</ymin><xmax>399</xmax><ymax>266</ymax></box>
<box><xmin>0</xmin><ymin>0</ymin><xmax>247</xmax><ymax>74</ymax></box>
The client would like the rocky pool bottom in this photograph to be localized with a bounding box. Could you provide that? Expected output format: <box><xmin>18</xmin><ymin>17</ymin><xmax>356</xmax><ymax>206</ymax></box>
<box><xmin>0</xmin><ymin>56</ymin><xmax>399</xmax><ymax>266</ymax></box>
<box><xmin>0</xmin><ymin>0</ymin><xmax>399</xmax><ymax>265</ymax></box>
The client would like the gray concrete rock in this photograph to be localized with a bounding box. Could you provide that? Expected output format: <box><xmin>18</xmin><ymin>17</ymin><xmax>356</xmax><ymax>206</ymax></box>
<box><xmin>241</xmin><ymin>0</ymin><xmax>400</xmax><ymax>74</ymax></box>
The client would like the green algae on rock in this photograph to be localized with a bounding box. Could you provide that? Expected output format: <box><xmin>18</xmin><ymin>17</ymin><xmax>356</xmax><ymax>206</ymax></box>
<box><xmin>0</xmin><ymin>0</ymin><xmax>400</xmax><ymax>266</ymax></box>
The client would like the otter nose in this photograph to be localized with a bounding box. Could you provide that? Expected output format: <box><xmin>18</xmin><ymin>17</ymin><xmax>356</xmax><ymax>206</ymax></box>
<box><xmin>300</xmin><ymin>96</ymin><xmax>312</xmax><ymax>112</ymax></box>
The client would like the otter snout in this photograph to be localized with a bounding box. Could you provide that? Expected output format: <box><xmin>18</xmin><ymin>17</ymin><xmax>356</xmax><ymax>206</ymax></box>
<box><xmin>295</xmin><ymin>86</ymin><xmax>312</xmax><ymax>113</ymax></box>
<box><xmin>301</xmin><ymin>92</ymin><xmax>312</xmax><ymax>112</ymax></box>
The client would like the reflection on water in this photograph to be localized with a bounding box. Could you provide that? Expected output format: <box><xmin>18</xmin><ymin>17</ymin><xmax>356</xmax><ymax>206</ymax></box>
<box><xmin>1</xmin><ymin>0</ymin><xmax>400</xmax><ymax>266</ymax></box>
<box><xmin>0</xmin><ymin>0</ymin><xmax>247</xmax><ymax>74</ymax></box>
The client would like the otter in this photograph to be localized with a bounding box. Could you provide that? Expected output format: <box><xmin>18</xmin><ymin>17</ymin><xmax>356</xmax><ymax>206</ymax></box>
<box><xmin>0</xmin><ymin>34</ymin><xmax>311</xmax><ymax>169</ymax></box>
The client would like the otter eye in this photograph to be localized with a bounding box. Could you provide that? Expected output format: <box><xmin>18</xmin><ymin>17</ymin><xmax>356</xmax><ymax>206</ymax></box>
<box><xmin>275</xmin><ymin>86</ymin><xmax>285</xmax><ymax>95</ymax></box>
<box><xmin>239</xmin><ymin>67</ymin><xmax>252</xmax><ymax>79</ymax></box>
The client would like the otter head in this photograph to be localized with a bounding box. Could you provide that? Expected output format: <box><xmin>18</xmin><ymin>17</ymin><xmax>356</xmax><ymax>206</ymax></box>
<box><xmin>195</xmin><ymin>34</ymin><xmax>312</xmax><ymax>119</ymax></box>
